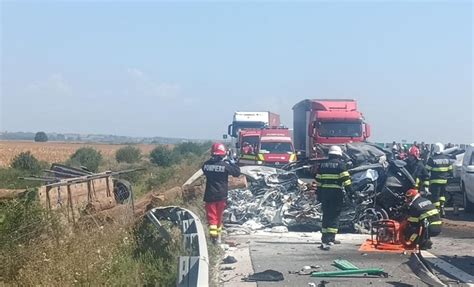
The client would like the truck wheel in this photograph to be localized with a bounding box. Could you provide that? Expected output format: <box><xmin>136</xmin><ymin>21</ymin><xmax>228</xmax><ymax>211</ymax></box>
<box><xmin>462</xmin><ymin>182</ymin><xmax>474</xmax><ymax>213</ymax></box>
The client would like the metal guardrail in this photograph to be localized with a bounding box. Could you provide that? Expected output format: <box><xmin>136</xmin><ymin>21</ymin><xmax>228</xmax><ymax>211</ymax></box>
<box><xmin>146</xmin><ymin>206</ymin><xmax>209</xmax><ymax>287</ymax></box>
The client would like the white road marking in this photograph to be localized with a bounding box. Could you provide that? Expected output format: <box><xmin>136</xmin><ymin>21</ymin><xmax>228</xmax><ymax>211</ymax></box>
<box><xmin>421</xmin><ymin>250</ymin><xmax>474</xmax><ymax>286</ymax></box>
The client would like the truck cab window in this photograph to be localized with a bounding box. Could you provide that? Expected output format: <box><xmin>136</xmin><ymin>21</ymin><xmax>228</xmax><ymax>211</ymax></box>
<box><xmin>317</xmin><ymin>121</ymin><xmax>362</xmax><ymax>138</ymax></box>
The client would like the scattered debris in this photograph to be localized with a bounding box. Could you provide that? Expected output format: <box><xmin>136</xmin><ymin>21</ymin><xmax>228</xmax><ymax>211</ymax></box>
<box><xmin>225</xmin><ymin>240</ymin><xmax>239</xmax><ymax>247</ymax></box>
<box><xmin>221</xmin><ymin>266</ymin><xmax>236</xmax><ymax>271</ymax></box>
<box><xmin>290</xmin><ymin>265</ymin><xmax>322</xmax><ymax>275</ymax></box>
<box><xmin>225</xmin><ymin>157</ymin><xmax>414</xmax><ymax>233</ymax></box>
<box><xmin>222</xmin><ymin>255</ymin><xmax>238</xmax><ymax>264</ymax></box>
<box><xmin>271</xmin><ymin>226</ymin><xmax>289</xmax><ymax>233</ymax></box>
<box><xmin>243</xmin><ymin>269</ymin><xmax>284</xmax><ymax>282</ymax></box>
<box><xmin>407</xmin><ymin>253</ymin><xmax>446</xmax><ymax>286</ymax></box>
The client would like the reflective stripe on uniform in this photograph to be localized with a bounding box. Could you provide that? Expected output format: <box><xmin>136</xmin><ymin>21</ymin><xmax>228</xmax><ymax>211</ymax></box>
<box><xmin>439</xmin><ymin>196</ymin><xmax>446</xmax><ymax>202</ymax></box>
<box><xmin>326</xmin><ymin>228</ymin><xmax>338</xmax><ymax>234</ymax></box>
<box><xmin>423</xmin><ymin>181</ymin><xmax>430</xmax><ymax>187</ymax></box>
<box><xmin>408</xmin><ymin>216</ymin><xmax>419</xmax><ymax>223</ymax></box>
<box><xmin>410</xmin><ymin>234</ymin><xmax>418</xmax><ymax>241</ymax></box>
<box><xmin>342</xmin><ymin>179</ymin><xmax>352</xmax><ymax>187</ymax></box>
<box><xmin>408</xmin><ymin>209</ymin><xmax>439</xmax><ymax>223</ymax></box>
<box><xmin>434</xmin><ymin>201</ymin><xmax>441</xmax><ymax>207</ymax></box>
<box><xmin>316</xmin><ymin>174</ymin><xmax>341</xmax><ymax>180</ymax></box>
<box><xmin>258</xmin><ymin>154</ymin><xmax>265</xmax><ymax>161</ymax></box>
<box><xmin>430</xmin><ymin>179</ymin><xmax>448</xmax><ymax>184</ymax></box>
<box><xmin>419</xmin><ymin>209</ymin><xmax>439</xmax><ymax>220</ymax></box>
<box><xmin>209</xmin><ymin>224</ymin><xmax>218</xmax><ymax>236</ymax></box>
<box><xmin>340</xmin><ymin>171</ymin><xmax>350</xmax><ymax>177</ymax></box>
<box><xmin>430</xmin><ymin>221</ymin><xmax>443</xmax><ymax>225</ymax></box>
<box><xmin>289</xmin><ymin>153</ymin><xmax>297</xmax><ymax>161</ymax></box>
<box><xmin>415</xmin><ymin>178</ymin><xmax>420</xmax><ymax>188</ymax></box>
<box><xmin>431</xmin><ymin>167</ymin><xmax>451</xmax><ymax>172</ymax></box>
<box><xmin>316</xmin><ymin>172</ymin><xmax>350</xmax><ymax>180</ymax></box>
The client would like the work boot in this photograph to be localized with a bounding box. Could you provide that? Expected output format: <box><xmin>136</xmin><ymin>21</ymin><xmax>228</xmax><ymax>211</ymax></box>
<box><xmin>211</xmin><ymin>237</ymin><xmax>219</xmax><ymax>245</ymax></box>
<box><xmin>319</xmin><ymin>243</ymin><xmax>331</xmax><ymax>251</ymax></box>
<box><xmin>331</xmin><ymin>239</ymin><xmax>341</xmax><ymax>245</ymax></box>
<box><xmin>421</xmin><ymin>240</ymin><xmax>433</xmax><ymax>250</ymax></box>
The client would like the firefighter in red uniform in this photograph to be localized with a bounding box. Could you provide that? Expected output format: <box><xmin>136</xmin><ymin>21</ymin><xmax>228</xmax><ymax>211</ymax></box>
<box><xmin>315</xmin><ymin>145</ymin><xmax>352</xmax><ymax>250</ymax></box>
<box><xmin>404</xmin><ymin>189</ymin><xmax>442</xmax><ymax>249</ymax></box>
<box><xmin>202</xmin><ymin>143</ymin><xmax>241</xmax><ymax>244</ymax></box>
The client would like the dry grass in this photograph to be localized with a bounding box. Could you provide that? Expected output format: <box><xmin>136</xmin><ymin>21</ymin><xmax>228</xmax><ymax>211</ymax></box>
<box><xmin>0</xmin><ymin>140</ymin><xmax>156</xmax><ymax>167</ymax></box>
<box><xmin>0</xmin><ymin>142</ymin><xmax>211</xmax><ymax>286</ymax></box>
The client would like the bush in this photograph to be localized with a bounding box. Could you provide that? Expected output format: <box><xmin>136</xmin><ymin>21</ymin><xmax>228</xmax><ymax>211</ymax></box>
<box><xmin>10</xmin><ymin>151</ymin><xmax>42</xmax><ymax>173</ymax></box>
<box><xmin>34</xmin><ymin>131</ymin><xmax>48</xmax><ymax>142</ymax></box>
<box><xmin>173</xmin><ymin>142</ymin><xmax>209</xmax><ymax>157</ymax></box>
<box><xmin>68</xmin><ymin>147</ymin><xmax>102</xmax><ymax>172</ymax></box>
<box><xmin>116</xmin><ymin>146</ymin><xmax>142</xmax><ymax>164</ymax></box>
<box><xmin>146</xmin><ymin>167</ymin><xmax>175</xmax><ymax>189</ymax></box>
<box><xmin>0</xmin><ymin>168</ymin><xmax>43</xmax><ymax>189</ymax></box>
<box><xmin>150</xmin><ymin>146</ymin><xmax>177</xmax><ymax>167</ymax></box>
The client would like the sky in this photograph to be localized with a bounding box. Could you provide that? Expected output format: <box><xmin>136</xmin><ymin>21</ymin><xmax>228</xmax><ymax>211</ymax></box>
<box><xmin>1</xmin><ymin>0</ymin><xmax>473</xmax><ymax>143</ymax></box>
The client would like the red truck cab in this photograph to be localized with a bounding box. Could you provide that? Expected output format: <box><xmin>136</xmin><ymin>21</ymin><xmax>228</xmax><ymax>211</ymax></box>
<box><xmin>293</xmin><ymin>99</ymin><xmax>371</xmax><ymax>157</ymax></box>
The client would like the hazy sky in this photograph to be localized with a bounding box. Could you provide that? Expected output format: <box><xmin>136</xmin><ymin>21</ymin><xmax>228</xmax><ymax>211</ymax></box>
<box><xmin>1</xmin><ymin>1</ymin><xmax>473</xmax><ymax>143</ymax></box>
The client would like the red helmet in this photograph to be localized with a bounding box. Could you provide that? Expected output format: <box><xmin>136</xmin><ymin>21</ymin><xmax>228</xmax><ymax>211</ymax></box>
<box><xmin>211</xmin><ymin>142</ymin><xmax>226</xmax><ymax>156</ymax></box>
<box><xmin>405</xmin><ymin>188</ymin><xmax>419</xmax><ymax>202</ymax></box>
<box><xmin>408</xmin><ymin>146</ymin><xmax>420</xmax><ymax>159</ymax></box>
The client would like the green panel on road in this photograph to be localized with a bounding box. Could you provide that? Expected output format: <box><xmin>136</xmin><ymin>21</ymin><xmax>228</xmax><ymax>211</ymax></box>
<box><xmin>312</xmin><ymin>268</ymin><xmax>385</xmax><ymax>277</ymax></box>
<box><xmin>333</xmin><ymin>259</ymin><xmax>359</xmax><ymax>270</ymax></box>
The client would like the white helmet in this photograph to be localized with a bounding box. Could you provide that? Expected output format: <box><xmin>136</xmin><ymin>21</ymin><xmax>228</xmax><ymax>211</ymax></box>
<box><xmin>328</xmin><ymin>145</ymin><xmax>343</xmax><ymax>156</ymax></box>
<box><xmin>433</xmin><ymin>142</ymin><xmax>444</xmax><ymax>154</ymax></box>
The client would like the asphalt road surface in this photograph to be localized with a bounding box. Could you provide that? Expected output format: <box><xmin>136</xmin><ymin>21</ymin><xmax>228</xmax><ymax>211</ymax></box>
<box><xmin>220</xmin><ymin>209</ymin><xmax>474</xmax><ymax>287</ymax></box>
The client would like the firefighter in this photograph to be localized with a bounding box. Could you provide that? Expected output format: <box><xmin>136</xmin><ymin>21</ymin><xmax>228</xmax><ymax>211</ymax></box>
<box><xmin>202</xmin><ymin>143</ymin><xmax>241</xmax><ymax>244</ymax></box>
<box><xmin>404</xmin><ymin>147</ymin><xmax>430</xmax><ymax>194</ymax></box>
<box><xmin>315</xmin><ymin>145</ymin><xmax>352</xmax><ymax>250</ymax></box>
<box><xmin>404</xmin><ymin>189</ymin><xmax>442</xmax><ymax>250</ymax></box>
<box><xmin>242</xmin><ymin>142</ymin><xmax>254</xmax><ymax>155</ymax></box>
<box><xmin>426</xmin><ymin>142</ymin><xmax>453</xmax><ymax>217</ymax></box>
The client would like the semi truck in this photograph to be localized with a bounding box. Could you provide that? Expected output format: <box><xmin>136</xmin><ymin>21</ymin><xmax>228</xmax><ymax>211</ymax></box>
<box><xmin>227</xmin><ymin>111</ymin><xmax>280</xmax><ymax>138</ymax></box>
<box><xmin>238</xmin><ymin>127</ymin><xmax>296</xmax><ymax>167</ymax></box>
<box><xmin>293</xmin><ymin>99</ymin><xmax>371</xmax><ymax>158</ymax></box>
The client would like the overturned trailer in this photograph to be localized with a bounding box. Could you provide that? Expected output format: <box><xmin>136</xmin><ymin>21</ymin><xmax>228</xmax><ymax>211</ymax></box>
<box><xmin>224</xmin><ymin>143</ymin><xmax>415</xmax><ymax>233</ymax></box>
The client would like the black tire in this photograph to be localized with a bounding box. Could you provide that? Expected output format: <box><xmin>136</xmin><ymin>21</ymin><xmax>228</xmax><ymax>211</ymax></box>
<box><xmin>114</xmin><ymin>179</ymin><xmax>132</xmax><ymax>204</ymax></box>
<box><xmin>353</xmin><ymin>207</ymin><xmax>389</xmax><ymax>234</ymax></box>
<box><xmin>462</xmin><ymin>182</ymin><xmax>474</xmax><ymax>213</ymax></box>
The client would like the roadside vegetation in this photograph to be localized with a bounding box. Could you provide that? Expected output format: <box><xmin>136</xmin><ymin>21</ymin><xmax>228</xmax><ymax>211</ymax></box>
<box><xmin>0</xmin><ymin>141</ymin><xmax>211</xmax><ymax>286</ymax></box>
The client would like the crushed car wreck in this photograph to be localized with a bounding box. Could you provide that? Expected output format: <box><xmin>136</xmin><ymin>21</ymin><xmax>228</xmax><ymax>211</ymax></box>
<box><xmin>224</xmin><ymin>143</ymin><xmax>416</xmax><ymax>233</ymax></box>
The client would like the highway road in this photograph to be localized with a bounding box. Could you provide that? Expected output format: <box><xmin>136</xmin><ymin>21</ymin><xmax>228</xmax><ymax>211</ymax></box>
<box><xmin>220</xmin><ymin>208</ymin><xmax>474</xmax><ymax>287</ymax></box>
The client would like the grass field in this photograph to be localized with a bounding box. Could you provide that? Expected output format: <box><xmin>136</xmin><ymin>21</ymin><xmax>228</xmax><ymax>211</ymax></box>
<box><xmin>0</xmin><ymin>141</ymin><xmax>157</xmax><ymax>167</ymax></box>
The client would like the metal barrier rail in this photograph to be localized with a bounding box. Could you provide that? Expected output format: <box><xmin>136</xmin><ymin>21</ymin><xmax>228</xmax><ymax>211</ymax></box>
<box><xmin>147</xmin><ymin>206</ymin><xmax>209</xmax><ymax>287</ymax></box>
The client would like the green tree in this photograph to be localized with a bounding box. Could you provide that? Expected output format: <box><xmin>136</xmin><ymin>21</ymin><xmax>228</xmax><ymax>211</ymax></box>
<box><xmin>68</xmin><ymin>147</ymin><xmax>102</xmax><ymax>172</ymax></box>
<box><xmin>10</xmin><ymin>151</ymin><xmax>42</xmax><ymax>173</ymax></box>
<box><xmin>149</xmin><ymin>146</ymin><xmax>175</xmax><ymax>167</ymax></box>
<box><xmin>173</xmin><ymin>142</ymin><xmax>209</xmax><ymax>156</ymax></box>
<box><xmin>115</xmin><ymin>146</ymin><xmax>142</xmax><ymax>164</ymax></box>
<box><xmin>34</xmin><ymin>131</ymin><xmax>48</xmax><ymax>142</ymax></box>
